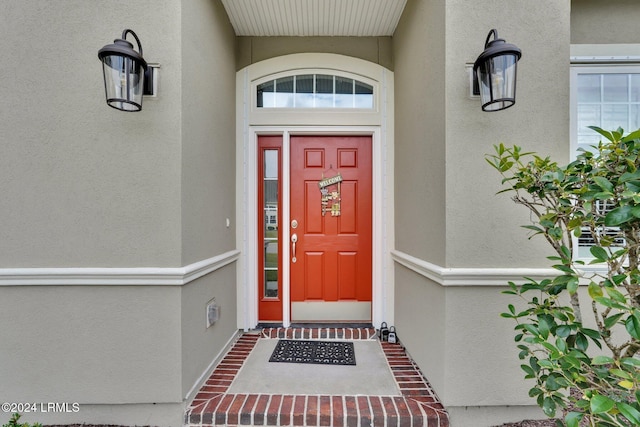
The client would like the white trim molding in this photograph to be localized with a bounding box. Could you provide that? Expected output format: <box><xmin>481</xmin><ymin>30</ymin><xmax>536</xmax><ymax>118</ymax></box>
<box><xmin>0</xmin><ymin>249</ymin><xmax>240</xmax><ymax>286</ymax></box>
<box><xmin>391</xmin><ymin>250</ymin><xmax>558</xmax><ymax>287</ymax></box>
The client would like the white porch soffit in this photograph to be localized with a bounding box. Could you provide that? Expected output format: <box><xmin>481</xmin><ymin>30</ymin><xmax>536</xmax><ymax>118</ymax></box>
<box><xmin>220</xmin><ymin>0</ymin><xmax>408</xmax><ymax>37</ymax></box>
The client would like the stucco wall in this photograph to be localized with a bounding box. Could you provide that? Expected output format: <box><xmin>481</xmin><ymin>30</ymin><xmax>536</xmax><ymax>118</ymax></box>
<box><xmin>0</xmin><ymin>285</ymin><xmax>183</xmax><ymax>426</ymax></box>
<box><xmin>571</xmin><ymin>0</ymin><xmax>640</xmax><ymax>44</ymax></box>
<box><xmin>393</xmin><ymin>0</ymin><xmax>447</xmax><ymax>266</ymax></box>
<box><xmin>179</xmin><ymin>0</ymin><xmax>239</xmax><ymax>403</ymax></box>
<box><xmin>0</xmin><ymin>1</ymin><xmax>182</xmax><ymax>268</ymax></box>
<box><xmin>181</xmin><ymin>264</ymin><xmax>238</xmax><ymax>396</ymax></box>
<box><xmin>236</xmin><ymin>36</ymin><xmax>393</xmax><ymax>71</ymax></box>
<box><xmin>181</xmin><ymin>0</ymin><xmax>237</xmax><ymax>265</ymax></box>
<box><xmin>0</xmin><ymin>1</ymin><xmax>240</xmax><ymax>426</ymax></box>
<box><xmin>394</xmin><ymin>266</ymin><xmax>446</xmax><ymax>393</ymax></box>
<box><xmin>393</xmin><ymin>0</ymin><xmax>571</xmax><ymax>425</ymax></box>
<box><xmin>444</xmin><ymin>0</ymin><xmax>570</xmax><ymax>268</ymax></box>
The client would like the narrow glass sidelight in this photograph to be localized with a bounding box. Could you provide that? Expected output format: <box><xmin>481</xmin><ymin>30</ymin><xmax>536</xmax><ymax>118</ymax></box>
<box><xmin>258</xmin><ymin>136</ymin><xmax>284</xmax><ymax>322</ymax></box>
<box><xmin>262</xmin><ymin>149</ymin><xmax>279</xmax><ymax>299</ymax></box>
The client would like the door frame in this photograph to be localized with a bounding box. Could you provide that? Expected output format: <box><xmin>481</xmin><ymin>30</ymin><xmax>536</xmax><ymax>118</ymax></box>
<box><xmin>246</xmin><ymin>127</ymin><xmax>386</xmax><ymax>328</ymax></box>
<box><xmin>236</xmin><ymin>54</ymin><xmax>394</xmax><ymax>329</ymax></box>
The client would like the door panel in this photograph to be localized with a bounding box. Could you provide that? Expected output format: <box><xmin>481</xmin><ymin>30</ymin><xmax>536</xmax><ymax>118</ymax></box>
<box><xmin>338</xmin><ymin>181</ymin><xmax>357</xmax><ymax>232</ymax></box>
<box><xmin>290</xmin><ymin>135</ymin><xmax>372</xmax><ymax>321</ymax></box>
<box><xmin>337</xmin><ymin>252</ymin><xmax>357</xmax><ymax>299</ymax></box>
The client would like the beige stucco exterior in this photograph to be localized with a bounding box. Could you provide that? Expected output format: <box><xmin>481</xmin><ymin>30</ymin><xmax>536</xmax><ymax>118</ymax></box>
<box><xmin>571</xmin><ymin>0</ymin><xmax>640</xmax><ymax>45</ymax></box>
<box><xmin>1</xmin><ymin>0</ymin><xmax>640</xmax><ymax>426</ymax></box>
<box><xmin>0</xmin><ymin>1</ymin><xmax>239</xmax><ymax>426</ymax></box>
<box><xmin>236</xmin><ymin>36</ymin><xmax>393</xmax><ymax>71</ymax></box>
<box><xmin>392</xmin><ymin>0</ymin><xmax>571</xmax><ymax>424</ymax></box>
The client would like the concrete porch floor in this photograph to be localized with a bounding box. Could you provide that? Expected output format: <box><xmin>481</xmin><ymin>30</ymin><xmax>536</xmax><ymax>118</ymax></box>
<box><xmin>185</xmin><ymin>327</ymin><xmax>449</xmax><ymax>427</ymax></box>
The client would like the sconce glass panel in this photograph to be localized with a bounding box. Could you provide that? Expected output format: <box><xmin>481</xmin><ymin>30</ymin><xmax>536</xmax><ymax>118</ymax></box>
<box><xmin>476</xmin><ymin>54</ymin><xmax>518</xmax><ymax>112</ymax></box>
<box><xmin>101</xmin><ymin>55</ymin><xmax>145</xmax><ymax>111</ymax></box>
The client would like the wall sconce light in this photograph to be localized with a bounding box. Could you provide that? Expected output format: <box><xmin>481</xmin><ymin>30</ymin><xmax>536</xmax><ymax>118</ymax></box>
<box><xmin>472</xmin><ymin>29</ymin><xmax>522</xmax><ymax>112</ymax></box>
<box><xmin>98</xmin><ymin>29</ymin><xmax>155</xmax><ymax>112</ymax></box>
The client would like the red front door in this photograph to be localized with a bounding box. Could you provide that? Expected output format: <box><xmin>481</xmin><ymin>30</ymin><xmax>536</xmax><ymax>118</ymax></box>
<box><xmin>289</xmin><ymin>135</ymin><xmax>372</xmax><ymax>322</ymax></box>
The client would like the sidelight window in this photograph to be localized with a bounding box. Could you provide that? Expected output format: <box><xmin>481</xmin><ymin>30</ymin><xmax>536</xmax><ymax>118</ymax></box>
<box><xmin>262</xmin><ymin>150</ymin><xmax>279</xmax><ymax>298</ymax></box>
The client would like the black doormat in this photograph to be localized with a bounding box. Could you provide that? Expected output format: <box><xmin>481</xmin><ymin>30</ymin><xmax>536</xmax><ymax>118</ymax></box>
<box><xmin>269</xmin><ymin>340</ymin><xmax>356</xmax><ymax>365</ymax></box>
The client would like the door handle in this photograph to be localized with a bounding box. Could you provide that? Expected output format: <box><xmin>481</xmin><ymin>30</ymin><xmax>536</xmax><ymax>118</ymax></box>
<box><xmin>291</xmin><ymin>233</ymin><xmax>298</xmax><ymax>263</ymax></box>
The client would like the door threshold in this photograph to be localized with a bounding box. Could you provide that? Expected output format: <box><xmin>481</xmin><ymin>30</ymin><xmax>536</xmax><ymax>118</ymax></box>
<box><xmin>257</xmin><ymin>322</ymin><xmax>373</xmax><ymax>329</ymax></box>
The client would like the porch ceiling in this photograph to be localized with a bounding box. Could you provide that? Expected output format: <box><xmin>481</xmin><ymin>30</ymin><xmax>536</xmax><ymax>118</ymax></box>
<box><xmin>220</xmin><ymin>0</ymin><xmax>407</xmax><ymax>37</ymax></box>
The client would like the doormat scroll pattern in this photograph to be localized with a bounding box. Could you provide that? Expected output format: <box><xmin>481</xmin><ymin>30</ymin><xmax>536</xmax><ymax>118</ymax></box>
<box><xmin>269</xmin><ymin>339</ymin><xmax>356</xmax><ymax>365</ymax></box>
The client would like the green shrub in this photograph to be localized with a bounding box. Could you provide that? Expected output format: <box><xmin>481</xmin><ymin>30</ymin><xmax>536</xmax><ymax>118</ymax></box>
<box><xmin>487</xmin><ymin>127</ymin><xmax>640</xmax><ymax>426</ymax></box>
<box><xmin>2</xmin><ymin>413</ymin><xmax>42</xmax><ymax>427</ymax></box>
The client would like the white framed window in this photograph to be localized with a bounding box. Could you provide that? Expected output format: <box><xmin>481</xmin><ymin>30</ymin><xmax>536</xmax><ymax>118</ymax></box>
<box><xmin>571</xmin><ymin>64</ymin><xmax>640</xmax><ymax>155</ymax></box>
<box><xmin>570</xmin><ymin>62</ymin><xmax>640</xmax><ymax>259</ymax></box>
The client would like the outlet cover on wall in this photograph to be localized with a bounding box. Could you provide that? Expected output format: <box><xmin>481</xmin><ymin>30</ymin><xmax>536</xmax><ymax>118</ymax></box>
<box><xmin>206</xmin><ymin>298</ymin><xmax>220</xmax><ymax>328</ymax></box>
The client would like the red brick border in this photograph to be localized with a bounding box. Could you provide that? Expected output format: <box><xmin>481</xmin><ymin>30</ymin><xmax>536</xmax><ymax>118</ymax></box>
<box><xmin>186</xmin><ymin>329</ymin><xmax>449</xmax><ymax>426</ymax></box>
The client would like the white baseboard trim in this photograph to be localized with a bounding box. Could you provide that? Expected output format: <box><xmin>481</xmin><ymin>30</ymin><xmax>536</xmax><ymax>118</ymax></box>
<box><xmin>0</xmin><ymin>249</ymin><xmax>240</xmax><ymax>286</ymax></box>
<box><xmin>391</xmin><ymin>249</ymin><xmax>557</xmax><ymax>286</ymax></box>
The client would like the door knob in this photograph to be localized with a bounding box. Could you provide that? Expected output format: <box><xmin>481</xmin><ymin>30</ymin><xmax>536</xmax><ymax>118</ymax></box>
<box><xmin>291</xmin><ymin>233</ymin><xmax>298</xmax><ymax>263</ymax></box>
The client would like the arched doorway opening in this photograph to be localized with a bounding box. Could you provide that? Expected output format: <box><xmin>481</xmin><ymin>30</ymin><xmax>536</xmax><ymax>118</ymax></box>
<box><xmin>235</xmin><ymin>53</ymin><xmax>395</xmax><ymax>329</ymax></box>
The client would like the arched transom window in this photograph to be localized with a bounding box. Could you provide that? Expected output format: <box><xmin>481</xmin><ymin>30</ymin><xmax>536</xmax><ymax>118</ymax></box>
<box><xmin>257</xmin><ymin>74</ymin><xmax>374</xmax><ymax>109</ymax></box>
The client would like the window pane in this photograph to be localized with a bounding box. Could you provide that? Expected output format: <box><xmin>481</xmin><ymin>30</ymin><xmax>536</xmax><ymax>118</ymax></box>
<box><xmin>295</xmin><ymin>75</ymin><xmax>314</xmax><ymax>107</ymax></box>
<box><xmin>264</xmin><ymin>242</ymin><xmax>278</xmax><ymax>268</ymax></box>
<box><xmin>296</xmin><ymin>75</ymin><xmax>313</xmax><ymax>93</ymax></box>
<box><xmin>355</xmin><ymin>81</ymin><xmax>373</xmax><ymax>95</ymax></box>
<box><xmin>577</xmin><ymin>74</ymin><xmax>601</xmax><ymax>103</ymax></box>
<box><xmin>274</xmin><ymin>92</ymin><xmax>293</xmax><ymax>108</ymax></box>
<box><xmin>276</xmin><ymin>76</ymin><xmax>294</xmax><ymax>93</ymax></box>
<box><xmin>577</xmin><ymin>134</ymin><xmax>601</xmax><ymax>152</ymax></box>
<box><xmin>335</xmin><ymin>77</ymin><xmax>353</xmax><ymax>94</ymax></box>
<box><xmin>315</xmin><ymin>93</ymin><xmax>333</xmax><ymax>108</ymax></box>
<box><xmin>335</xmin><ymin>94</ymin><xmax>353</xmax><ymax>108</ymax></box>
<box><xmin>264</xmin><ymin>176</ymin><xmax>278</xmax><ymax>232</ymax></box>
<box><xmin>355</xmin><ymin>81</ymin><xmax>374</xmax><ymax>108</ymax></box>
<box><xmin>264</xmin><ymin>270</ymin><xmax>278</xmax><ymax>298</ymax></box>
<box><xmin>335</xmin><ymin>77</ymin><xmax>353</xmax><ymax>107</ymax></box>
<box><xmin>354</xmin><ymin>94</ymin><xmax>373</xmax><ymax>108</ymax></box>
<box><xmin>257</xmin><ymin>80</ymin><xmax>274</xmax><ymax>108</ymax></box>
<box><xmin>603</xmin><ymin>74</ymin><xmax>629</xmax><ymax>102</ymax></box>
<box><xmin>631</xmin><ymin>104</ymin><xmax>640</xmax><ymax>130</ymax></box>
<box><xmin>264</xmin><ymin>150</ymin><xmax>278</xmax><ymax>179</ymax></box>
<box><xmin>577</xmin><ymin>104</ymin><xmax>601</xmax><ymax>131</ymax></box>
<box><xmin>316</xmin><ymin>75</ymin><xmax>333</xmax><ymax>94</ymax></box>
<box><xmin>295</xmin><ymin>93</ymin><xmax>315</xmax><ymax>108</ymax></box>
<box><xmin>631</xmin><ymin>75</ymin><xmax>640</xmax><ymax>102</ymax></box>
<box><xmin>602</xmin><ymin>104</ymin><xmax>628</xmax><ymax>130</ymax></box>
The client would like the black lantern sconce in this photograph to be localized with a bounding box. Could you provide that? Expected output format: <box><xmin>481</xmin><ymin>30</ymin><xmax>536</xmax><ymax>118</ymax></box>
<box><xmin>472</xmin><ymin>29</ymin><xmax>522</xmax><ymax>112</ymax></box>
<box><xmin>98</xmin><ymin>29</ymin><xmax>156</xmax><ymax>112</ymax></box>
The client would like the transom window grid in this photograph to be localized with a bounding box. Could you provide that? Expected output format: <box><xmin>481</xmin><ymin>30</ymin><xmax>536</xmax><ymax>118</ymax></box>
<box><xmin>257</xmin><ymin>74</ymin><xmax>374</xmax><ymax>109</ymax></box>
